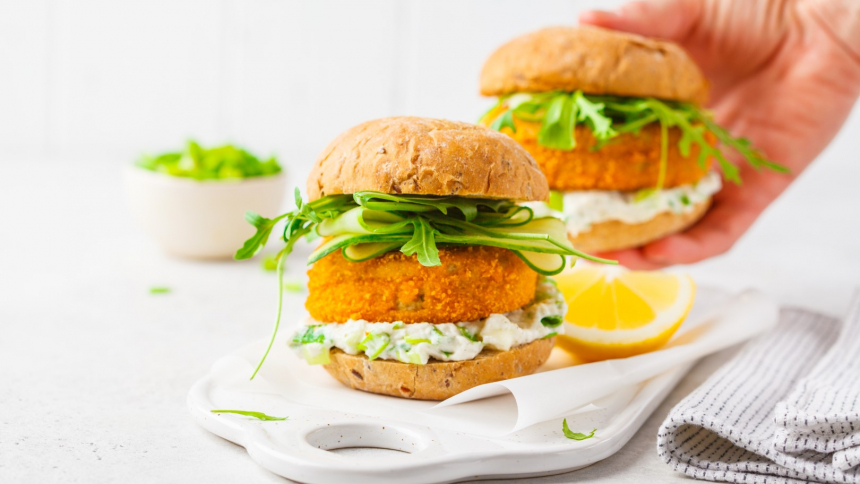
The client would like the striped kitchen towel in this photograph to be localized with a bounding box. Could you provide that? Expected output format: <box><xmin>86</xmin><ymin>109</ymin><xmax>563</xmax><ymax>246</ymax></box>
<box><xmin>658</xmin><ymin>293</ymin><xmax>860</xmax><ymax>483</ymax></box>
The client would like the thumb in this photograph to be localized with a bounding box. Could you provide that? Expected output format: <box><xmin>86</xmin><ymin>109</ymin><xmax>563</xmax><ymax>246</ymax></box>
<box><xmin>579</xmin><ymin>0</ymin><xmax>701</xmax><ymax>42</ymax></box>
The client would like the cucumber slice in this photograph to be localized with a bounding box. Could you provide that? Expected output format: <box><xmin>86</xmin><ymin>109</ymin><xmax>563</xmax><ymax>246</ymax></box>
<box><xmin>435</xmin><ymin>233</ymin><xmax>565</xmax><ymax>254</ymax></box>
<box><xmin>493</xmin><ymin>217</ymin><xmax>569</xmax><ymax>242</ymax></box>
<box><xmin>316</xmin><ymin>207</ymin><xmax>369</xmax><ymax>236</ymax></box>
<box><xmin>361</xmin><ymin>210</ymin><xmax>406</xmax><ymax>223</ymax></box>
<box><xmin>512</xmin><ymin>250</ymin><xmax>567</xmax><ymax>275</ymax></box>
<box><xmin>308</xmin><ymin>234</ymin><xmax>410</xmax><ymax>264</ymax></box>
<box><xmin>342</xmin><ymin>242</ymin><xmax>401</xmax><ymax>262</ymax></box>
<box><xmin>317</xmin><ymin>207</ymin><xmax>411</xmax><ymax>236</ymax></box>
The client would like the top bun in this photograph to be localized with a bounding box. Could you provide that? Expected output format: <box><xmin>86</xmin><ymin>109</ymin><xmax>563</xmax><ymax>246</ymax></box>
<box><xmin>308</xmin><ymin>117</ymin><xmax>550</xmax><ymax>202</ymax></box>
<box><xmin>480</xmin><ymin>26</ymin><xmax>708</xmax><ymax>104</ymax></box>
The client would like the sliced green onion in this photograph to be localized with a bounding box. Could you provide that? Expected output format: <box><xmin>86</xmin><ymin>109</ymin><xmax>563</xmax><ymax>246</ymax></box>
<box><xmin>541</xmin><ymin>315</ymin><xmax>564</xmax><ymax>328</ymax></box>
<box><xmin>458</xmin><ymin>326</ymin><xmax>479</xmax><ymax>342</ymax></box>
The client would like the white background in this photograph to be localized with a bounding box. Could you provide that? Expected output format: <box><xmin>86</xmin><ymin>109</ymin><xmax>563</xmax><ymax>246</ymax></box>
<box><xmin>1</xmin><ymin>1</ymin><xmax>859</xmax><ymax>483</ymax></box>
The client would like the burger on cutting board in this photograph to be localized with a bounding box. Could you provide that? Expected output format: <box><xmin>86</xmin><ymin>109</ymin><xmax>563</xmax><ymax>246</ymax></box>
<box><xmin>235</xmin><ymin>117</ymin><xmax>615</xmax><ymax>400</ymax></box>
<box><xmin>479</xmin><ymin>26</ymin><xmax>786</xmax><ymax>253</ymax></box>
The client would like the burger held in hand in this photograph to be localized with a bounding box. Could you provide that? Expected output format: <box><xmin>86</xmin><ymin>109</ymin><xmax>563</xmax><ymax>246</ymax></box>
<box><xmin>479</xmin><ymin>26</ymin><xmax>785</xmax><ymax>253</ymax></box>
<box><xmin>236</xmin><ymin>117</ymin><xmax>614</xmax><ymax>400</ymax></box>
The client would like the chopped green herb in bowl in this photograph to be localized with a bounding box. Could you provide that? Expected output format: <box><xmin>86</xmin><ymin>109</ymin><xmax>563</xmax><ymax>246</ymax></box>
<box><xmin>136</xmin><ymin>140</ymin><xmax>281</xmax><ymax>180</ymax></box>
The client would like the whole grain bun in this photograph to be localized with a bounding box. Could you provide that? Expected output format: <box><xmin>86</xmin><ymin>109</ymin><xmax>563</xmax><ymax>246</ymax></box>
<box><xmin>308</xmin><ymin>117</ymin><xmax>549</xmax><ymax>202</ymax></box>
<box><xmin>480</xmin><ymin>26</ymin><xmax>708</xmax><ymax>104</ymax></box>
<box><xmin>323</xmin><ymin>337</ymin><xmax>554</xmax><ymax>400</ymax></box>
<box><xmin>569</xmin><ymin>199</ymin><xmax>711</xmax><ymax>253</ymax></box>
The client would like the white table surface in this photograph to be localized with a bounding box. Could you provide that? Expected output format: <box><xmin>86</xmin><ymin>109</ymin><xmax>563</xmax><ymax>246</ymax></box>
<box><xmin>1</xmin><ymin>156</ymin><xmax>858</xmax><ymax>483</ymax></box>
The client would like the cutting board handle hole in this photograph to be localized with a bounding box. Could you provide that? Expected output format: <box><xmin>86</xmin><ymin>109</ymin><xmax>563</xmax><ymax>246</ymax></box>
<box><xmin>305</xmin><ymin>422</ymin><xmax>428</xmax><ymax>456</ymax></box>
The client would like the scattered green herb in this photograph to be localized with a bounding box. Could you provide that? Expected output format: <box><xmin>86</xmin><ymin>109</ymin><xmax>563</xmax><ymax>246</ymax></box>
<box><xmin>149</xmin><ymin>287</ymin><xmax>171</xmax><ymax>294</ymax></box>
<box><xmin>291</xmin><ymin>326</ymin><xmax>324</xmax><ymax>345</ymax></box>
<box><xmin>283</xmin><ymin>279</ymin><xmax>305</xmax><ymax>293</ymax></box>
<box><xmin>136</xmin><ymin>140</ymin><xmax>281</xmax><ymax>180</ymax></box>
<box><xmin>261</xmin><ymin>254</ymin><xmax>280</xmax><ymax>272</ymax></box>
<box><xmin>541</xmin><ymin>332</ymin><xmax>558</xmax><ymax>339</ymax></box>
<box><xmin>562</xmin><ymin>419</ymin><xmax>596</xmax><ymax>440</ymax></box>
<box><xmin>210</xmin><ymin>410</ymin><xmax>287</xmax><ymax>421</ymax></box>
<box><xmin>482</xmin><ymin>91</ymin><xmax>788</xmax><ymax>188</ymax></box>
<box><xmin>540</xmin><ymin>315</ymin><xmax>563</xmax><ymax>328</ymax></box>
<box><xmin>458</xmin><ymin>326</ymin><xmax>479</xmax><ymax>342</ymax></box>
<box><xmin>358</xmin><ymin>332</ymin><xmax>391</xmax><ymax>360</ymax></box>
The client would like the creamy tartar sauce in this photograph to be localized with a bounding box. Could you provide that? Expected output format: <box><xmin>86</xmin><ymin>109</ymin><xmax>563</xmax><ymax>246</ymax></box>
<box><xmin>562</xmin><ymin>171</ymin><xmax>722</xmax><ymax>236</ymax></box>
<box><xmin>289</xmin><ymin>278</ymin><xmax>565</xmax><ymax>365</ymax></box>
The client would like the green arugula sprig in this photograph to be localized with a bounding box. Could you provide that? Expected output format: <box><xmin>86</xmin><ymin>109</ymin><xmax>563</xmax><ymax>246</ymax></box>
<box><xmin>136</xmin><ymin>140</ymin><xmax>281</xmax><ymax>180</ymax></box>
<box><xmin>235</xmin><ymin>189</ymin><xmax>617</xmax><ymax>379</ymax></box>
<box><xmin>210</xmin><ymin>409</ymin><xmax>287</xmax><ymax>421</ymax></box>
<box><xmin>482</xmin><ymin>91</ymin><xmax>788</xmax><ymax>189</ymax></box>
<box><xmin>562</xmin><ymin>419</ymin><xmax>596</xmax><ymax>441</ymax></box>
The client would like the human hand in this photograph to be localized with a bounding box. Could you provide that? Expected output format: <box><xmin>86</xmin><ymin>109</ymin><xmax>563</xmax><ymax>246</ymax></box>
<box><xmin>580</xmin><ymin>0</ymin><xmax>860</xmax><ymax>269</ymax></box>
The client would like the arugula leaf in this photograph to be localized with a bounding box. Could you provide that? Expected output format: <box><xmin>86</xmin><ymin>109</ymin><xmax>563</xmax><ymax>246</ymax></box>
<box><xmin>562</xmin><ymin>419</ymin><xmax>596</xmax><ymax>440</ymax></box>
<box><xmin>538</xmin><ymin>94</ymin><xmax>577</xmax><ymax>150</ymax></box>
<box><xmin>574</xmin><ymin>92</ymin><xmax>616</xmax><ymax>140</ymax></box>
<box><xmin>210</xmin><ymin>410</ymin><xmax>287</xmax><ymax>421</ymax></box>
<box><xmin>490</xmin><ymin>110</ymin><xmax>516</xmax><ymax>133</ymax></box>
<box><xmin>400</xmin><ymin>217</ymin><xmax>441</xmax><ymax>266</ymax></box>
<box><xmin>235</xmin><ymin>212</ymin><xmax>289</xmax><ymax>260</ymax></box>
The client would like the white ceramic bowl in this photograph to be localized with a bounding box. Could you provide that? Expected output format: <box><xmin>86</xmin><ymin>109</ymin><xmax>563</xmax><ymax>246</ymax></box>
<box><xmin>125</xmin><ymin>166</ymin><xmax>287</xmax><ymax>259</ymax></box>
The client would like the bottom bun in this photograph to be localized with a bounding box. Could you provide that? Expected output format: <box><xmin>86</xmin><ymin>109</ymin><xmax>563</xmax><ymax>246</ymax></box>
<box><xmin>568</xmin><ymin>199</ymin><xmax>711</xmax><ymax>253</ymax></box>
<box><xmin>323</xmin><ymin>337</ymin><xmax>555</xmax><ymax>400</ymax></box>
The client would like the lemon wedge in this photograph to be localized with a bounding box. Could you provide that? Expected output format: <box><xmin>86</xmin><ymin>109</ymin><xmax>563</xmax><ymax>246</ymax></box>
<box><xmin>553</xmin><ymin>265</ymin><xmax>695</xmax><ymax>362</ymax></box>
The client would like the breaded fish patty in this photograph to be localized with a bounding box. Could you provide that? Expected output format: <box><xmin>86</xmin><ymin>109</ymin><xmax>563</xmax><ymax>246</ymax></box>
<box><xmin>489</xmin><ymin>115</ymin><xmax>712</xmax><ymax>191</ymax></box>
<box><xmin>306</xmin><ymin>246</ymin><xmax>538</xmax><ymax>324</ymax></box>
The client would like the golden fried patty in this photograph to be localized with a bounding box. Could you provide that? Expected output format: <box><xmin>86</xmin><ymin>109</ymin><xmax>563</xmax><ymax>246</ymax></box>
<box><xmin>486</xmin><ymin>114</ymin><xmax>712</xmax><ymax>191</ymax></box>
<box><xmin>306</xmin><ymin>246</ymin><xmax>538</xmax><ymax>324</ymax></box>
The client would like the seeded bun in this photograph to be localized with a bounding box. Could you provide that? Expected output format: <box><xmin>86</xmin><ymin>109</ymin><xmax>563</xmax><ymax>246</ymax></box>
<box><xmin>480</xmin><ymin>26</ymin><xmax>708</xmax><ymax>104</ymax></box>
<box><xmin>323</xmin><ymin>338</ymin><xmax>555</xmax><ymax>400</ymax></box>
<box><xmin>568</xmin><ymin>199</ymin><xmax>711</xmax><ymax>253</ymax></box>
<box><xmin>308</xmin><ymin>117</ymin><xmax>549</xmax><ymax>202</ymax></box>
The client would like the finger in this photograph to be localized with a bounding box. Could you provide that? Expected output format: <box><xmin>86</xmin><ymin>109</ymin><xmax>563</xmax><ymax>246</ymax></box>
<box><xmin>593</xmin><ymin>248</ymin><xmax>670</xmax><ymax>270</ymax></box>
<box><xmin>579</xmin><ymin>0</ymin><xmax>701</xmax><ymax>41</ymax></box>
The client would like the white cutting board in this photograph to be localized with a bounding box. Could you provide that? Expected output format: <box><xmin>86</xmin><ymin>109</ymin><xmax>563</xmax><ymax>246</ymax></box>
<box><xmin>187</xmin><ymin>287</ymin><xmax>733</xmax><ymax>484</ymax></box>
